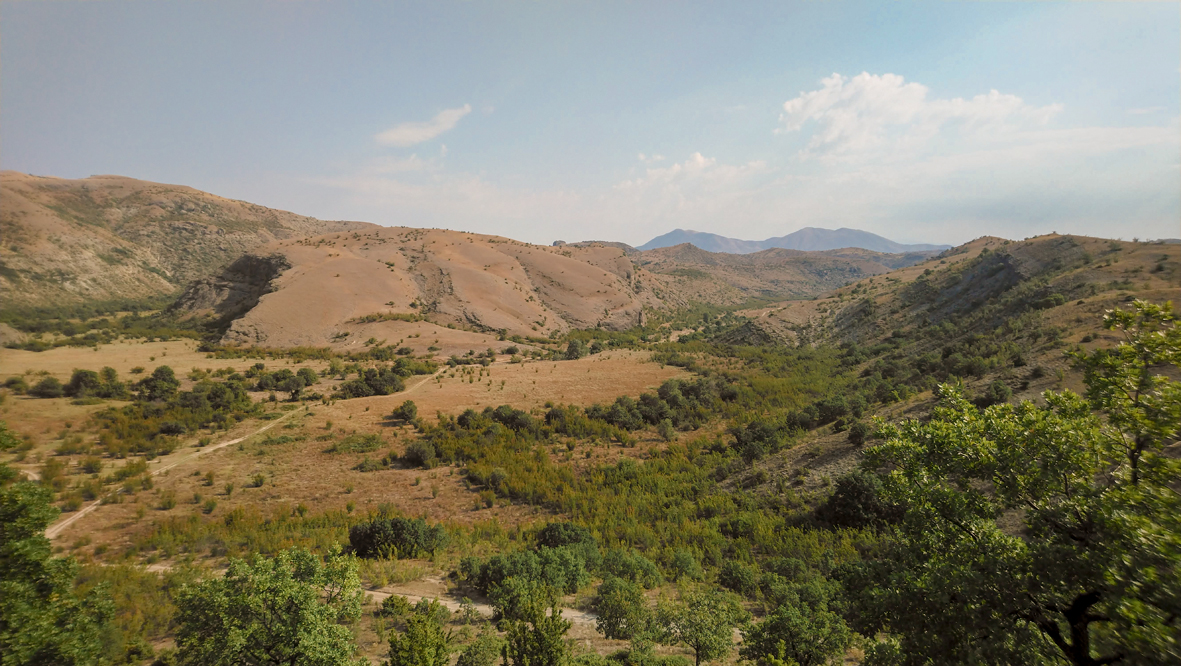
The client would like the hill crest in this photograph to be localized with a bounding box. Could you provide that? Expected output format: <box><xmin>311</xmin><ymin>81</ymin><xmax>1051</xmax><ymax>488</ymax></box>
<box><xmin>638</xmin><ymin>226</ymin><xmax>950</xmax><ymax>254</ymax></box>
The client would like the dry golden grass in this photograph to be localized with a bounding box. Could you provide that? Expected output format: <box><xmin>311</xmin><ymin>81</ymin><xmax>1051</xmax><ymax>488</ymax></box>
<box><xmin>7</xmin><ymin>349</ymin><xmax>685</xmax><ymax>555</ymax></box>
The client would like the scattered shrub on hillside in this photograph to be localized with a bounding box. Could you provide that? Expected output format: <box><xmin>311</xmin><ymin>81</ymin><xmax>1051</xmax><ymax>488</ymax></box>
<box><xmin>390</xmin><ymin>400</ymin><xmax>418</xmax><ymax>422</ymax></box>
<box><xmin>29</xmin><ymin>377</ymin><xmax>65</xmax><ymax>398</ymax></box>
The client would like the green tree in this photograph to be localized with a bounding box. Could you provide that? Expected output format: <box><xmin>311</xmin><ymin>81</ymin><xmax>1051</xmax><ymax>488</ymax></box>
<box><xmin>740</xmin><ymin>583</ymin><xmax>850</xmax><ymax>666</ymax></box>
<box><xmin>297</xmin><ymin>367</ymin><xmax>320</xmax><ymax>386</ymax></box>
<box><xmin>595</xmin><ymin>576</ymin><xmax>649</xmax><ymax>640</ymax></box>
<box><xmin>138</xmin><ymin>366</ymin><xmax>179</xmax><ymax>402</ymax></box>
<box><xmin>386</xmin><ymin>611</ymin><xmax>451</xmax><ymax>666</ymax></box>
<box><xmin>174</xmin><ymin>546</ymin><xmax>365</xmax><ymax>666</ymax></box>
<box><xmin>0</xmin><ymin>474</ymin><xmax>113</xmax><ymax>666</ymax></box>
<box><xmin>502</xmin><ymin>589</ymin><xmax>571</xmax><ymax>666</ymax></box>
<box><xmin>29</xmin><ymin>377</ymin><xmax>64</xmax><ymax>399</ymax></box>
<box><xmin>850</xmin><ymin>301</ymin><xmax>1181</xmax><ymax>666</ymax></box>
<box><xmin>455</xmin><ymin>626</ymin><xmax>502</xmax><ymax>666</ymax></box>
<box><xmin>391</xmin><ymin>400</ymin><xmax>418</xmax><ymax>422</ymax></box>
<box><xmin>564</xmin><ymin>341</ymin><xmax>587</xmax><ymax>361</ymax></box>
<box><xmin>279</xmin><ymin>376</ymin><xmax>306</xmax><ymax>401</ymax></box>
<box><xmin>655</xmin><ymin>588</ymin><xmax>748</xmax><ymax>666</ymax></box>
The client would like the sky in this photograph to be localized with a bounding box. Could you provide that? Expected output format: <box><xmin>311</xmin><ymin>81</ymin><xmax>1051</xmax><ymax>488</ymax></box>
<box><xmin>3</xmin><ymin>1</ymin><xmax>1179</xmax><ymax>247</ymax></box>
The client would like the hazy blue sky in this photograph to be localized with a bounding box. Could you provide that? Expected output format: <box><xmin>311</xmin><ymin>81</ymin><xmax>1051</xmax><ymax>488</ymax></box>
<box><xmin>3</xmin><ymin>1</ymin><xmax>1178</xmax><ymax>246</ymax></box>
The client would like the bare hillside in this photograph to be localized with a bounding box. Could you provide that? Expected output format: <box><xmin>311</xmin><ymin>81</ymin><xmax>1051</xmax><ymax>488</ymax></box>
<box><xmin>0</xmin><ymin>171</ymin><xmax>371</xmax><ymax>308</ymax></box>
<box><xmin>175</xmin><ymin>228</ymin><xmax>940</xmax><ymax>348</ymax></box>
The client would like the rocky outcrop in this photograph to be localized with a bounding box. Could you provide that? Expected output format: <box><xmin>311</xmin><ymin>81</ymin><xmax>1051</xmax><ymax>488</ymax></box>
<box><xmin>170</xmin><ymin>253</ymin><xmax>291</xmax><ymax>323</ymax></box>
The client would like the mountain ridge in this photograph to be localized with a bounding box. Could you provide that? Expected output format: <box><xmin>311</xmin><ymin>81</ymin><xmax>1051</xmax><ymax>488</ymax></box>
<box><xmin>638</xmin><ymin>227</ymin><xmax>950</xmax><ymax>254</ymax></box>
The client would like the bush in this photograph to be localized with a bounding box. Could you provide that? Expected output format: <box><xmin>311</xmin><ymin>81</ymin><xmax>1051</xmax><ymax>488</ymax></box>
<box><xmin>391</xmin><ymin>400</ymin><xmax>418</xmax><ymax>422</ymax></box>
<box><xmin>456</xmin><ymin>629</ymin><xmax>502</xmax><ymax>666</ymax></box>
<box><xmin>815</xmin><ymin>470</ymin><xmax>900</xmax><ymax>529</ymax></box>
<box><xmin>30</xmin><ymin>377</ymin><xmax>64</xmax><ymax>398</ymax></box>
<box><xmin>377</xmin><ymin>594</ymin><xmax>412</xmax><ymax>619</ymax></box>
<box><xmin>4</xmin><ymin>376</ymin><xmax>28</xmax><ymax>394</ymax></box>
<box><xmin>403</xmin><ymin>440</ymin><xmax>438</xmax><ymax>468</ymax></box>
<box><xmin>718</xmin><ymin>560</ymin><xmax>759</xmax><ymax>596</ymax></box>
<box><xmin>535</xmin><ymin>522</ymin><xmax>595</xmax><ymax>550</ymax></box>
<box><xmin>847</xmin><ymin>421</ymin><xmax>872</xmax><ymax>446</ymax></box>
<box><xmin>349</xmin><ymin>515</ymin><xmax>447</xmax><ymax>559</ymax></box>
<box><xmin>974</xmin><ymin>380</ymin><xmax>1013</xmax><ymax>408</ymax></box>
<box><xmin>601</xmin><ymin>549</ymin><xmax>661</xmax><ymax>589</ymax></box>
<box><xmin>670</xmin><ymin>550</ymin><xmax>703</xmax><ymax>582</ymax></box>
<box><xmin>565</xmin><ymin>340</ymin><xmax>587</xmax><ymax>360</ymax></box>
<box><xmin>595</xmin><ymin>576</ymin><xmax>648</xmax><ymax>639</ymax></box>
<box><xmin>337</xmin><ymin>366</ymin><xmax>406</xmax><ymax>399</ymax></box>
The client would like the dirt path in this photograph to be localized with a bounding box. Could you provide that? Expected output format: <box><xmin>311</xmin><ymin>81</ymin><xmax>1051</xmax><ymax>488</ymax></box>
<box><xmin>43</xmin><ymin>372</ymin><xmax>445</xmax><ymax>541</ymax></box>
<box><xmin>45</xmin><ymin>409</ymin><xmax>300</xmax><ymax>540</ymax></box>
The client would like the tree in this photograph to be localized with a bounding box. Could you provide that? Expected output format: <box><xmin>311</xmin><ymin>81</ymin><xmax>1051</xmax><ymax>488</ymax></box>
<box><xmin>455</xmin><ymin>626</ymin><xmax>502</xmax><ymax>666</ymax></box>
<box><xmin>278</xmin><ymin>375</ymin><xmax>306</xmax><ymax>400</ymax></box>
<box><xmin>564</xmin><ymin>341</ymin><xmax>586</xmax><ymax>361</ymax></box>
<box><xmin>814</xmin><ymin>469</ymin><xmax>899</xmax><ymax>530</ymax></box>
<box><xmin>297</xmin><ymin>367</ymin><xmax>319</xmax><ymax>386</ymax></box>
<box><xmin>0</xmin><ymin>472</ymin><xmax>113</xmax><ymax>666</ymax></box>
<box><xmin>28</xmin><ymin>377</ymin><xmax>64</xmax><ymax>399</ymax></box>
<box><xmin>595</xmin><ymin>576</ymin><xmax>649</xmax><ymax>640</ymax></box>
<box><xmin>387</xmin><ymin>611</ymin><xmax>451</xmax><ymax>666</ymax></box>
<box><xmin>391</xmin><ymin>400</ymin><xmax>418</xmax><ymax>422</ymax></box>
<box><xmin>138</xmin><ymin>366</ymin><xmax>179</xmax><ymax>402</ymax></box>
<box><xmin>502</xmin><ymin>588</ymin><xmax>571</xmax><ymax>666</ymax></box>
<box><xmin>850</xmin><ymin>301</ymin><xmax>1181</xmax><ymax>666</ymax></box>
<box><xmin>740</xmin><ymin>582</ymin><xmax>850</xmax><ymax>666</ymax></box>
<box><xmin>174</xmin><ymin>546</ymin><xmax>366</xmax><ymax>666</ymax></box>
<box><xmin>655</xmin><ymin>588</ymin><xmax>748</xmax><ymax>666</ymax></box>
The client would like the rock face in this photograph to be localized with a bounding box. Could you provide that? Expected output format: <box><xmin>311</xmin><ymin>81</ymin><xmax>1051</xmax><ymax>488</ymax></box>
<box><xmin>169</xmin><ymin>254</ymin><xmax>292</xmax><ymax>323</ymax></box>
<box><xmin>0</xmin><ymin>171</ymin><xmax>371</xmax><ymax>308</ymax></box>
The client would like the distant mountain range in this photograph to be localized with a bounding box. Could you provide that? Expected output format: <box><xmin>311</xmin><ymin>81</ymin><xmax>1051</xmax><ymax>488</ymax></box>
<box><xmin>637</xmin><ymin>227</ymin><xmax>950</xmax><ymax>254</ymax></box>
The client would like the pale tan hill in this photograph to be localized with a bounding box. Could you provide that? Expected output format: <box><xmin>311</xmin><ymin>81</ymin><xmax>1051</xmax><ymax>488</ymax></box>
<box><xmin>177</xmin><ymin>227</ymin><xmax>939</xmax><ymax>349</ymax></box>
<box><xmin>176</xmin><ymin>227</ymin><xmax>663</xmax><ymax>348</ymax></box>
<box><xmin>0</xmin><ymin>171</ymin><xmax>372</xmax><ymax>309</ymax></box>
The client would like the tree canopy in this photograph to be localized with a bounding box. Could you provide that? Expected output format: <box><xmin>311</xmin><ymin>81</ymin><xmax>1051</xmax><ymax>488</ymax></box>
<box><xmin>0</xmin><ymin>464</ymin><xmax>113</xmax><ymax>666</ymax></box>
<box><xmin>850</xmin><ymin>300</ymin><xmax>1181</xmax><ymax>665</ymax></box>
<box><xmin>174</xmin><ymin>546</ymin><xmax>366</xmax><ymax>666</ymax></box>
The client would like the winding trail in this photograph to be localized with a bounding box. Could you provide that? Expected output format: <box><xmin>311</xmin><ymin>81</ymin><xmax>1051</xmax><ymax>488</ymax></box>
<box><xmin>44</xmin><ymin>369</ymin><xmax>445</xmax><ymax>541</ymax></box>
<box><xmin>46</xmin><ymin>409</ymin><xmax>300</xmax><ymax>539</ymax></box>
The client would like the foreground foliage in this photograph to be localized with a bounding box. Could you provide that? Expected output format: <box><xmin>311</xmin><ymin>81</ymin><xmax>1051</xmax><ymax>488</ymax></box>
<box><xmin>0</xmin><ymin>465</ymin><xmax>114</xmax><ymax>666</ymax></box>
<box><xmin>174</xmin><ymin>546</ymin><xmax>366</xmax><ymax>666</ymax></box>
<box><xmin>851</xmin><ymin>301</ymin><xmax>1181</xmax><ymax>665</ymax></box>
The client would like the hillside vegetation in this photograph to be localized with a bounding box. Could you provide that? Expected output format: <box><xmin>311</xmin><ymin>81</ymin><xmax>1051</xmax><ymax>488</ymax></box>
<box><xmin>1</xmin><ymin>178</ymin><xmax>1178</xmax><ymax>666</ymax></box>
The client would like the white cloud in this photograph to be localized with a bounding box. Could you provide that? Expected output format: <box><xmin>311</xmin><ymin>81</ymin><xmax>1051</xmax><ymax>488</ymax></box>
<box><xmin>375</xmin><ymin>104</ymin><xmax>472</xmax><ymax>147</ymax></box>
<box><xmin>778</xmin><ymin>72</ymin><xmax>1061</xmax><ymax>159</ymax></box>
<box><xmin>283</xmin><ymin>75</ymin><xmax>1176</xmax><ymax>247</ymax></box>
<box><xmin>1127</xmin><ymin>106</ymin><xmax>1165</xmax><ymax>115</ymax></box>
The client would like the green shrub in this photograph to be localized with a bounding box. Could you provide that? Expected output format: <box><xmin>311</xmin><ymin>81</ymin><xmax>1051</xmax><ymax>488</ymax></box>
<box><xmin>718</xmin><ymin>560</ymin><xmax>759</xmax><ymax>596</ymax></box>
<box><xmin>30</xmin><ymin>377</ymin><xmax>64</xmax><ymax>398</ymax></box>
<box><xmin>348</xmin><ymin>515</ymin><xmax>446</xmax><ymax>559</ymax></box>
